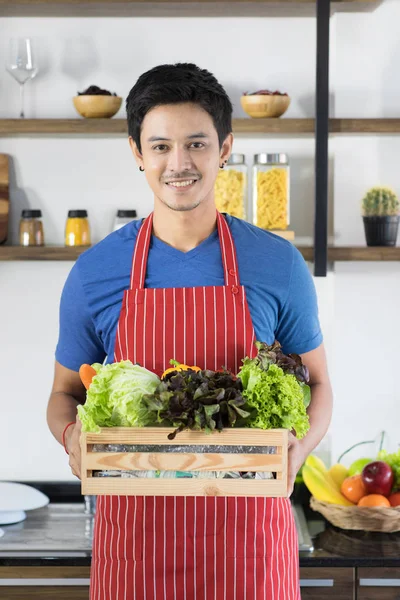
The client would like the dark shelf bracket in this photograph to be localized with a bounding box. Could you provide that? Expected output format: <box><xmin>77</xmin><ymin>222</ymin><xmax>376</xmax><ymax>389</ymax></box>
<box><xmin>314</xmin><ymin>0</ymin><xmax>330</xmax><ymax>276</ymax></box>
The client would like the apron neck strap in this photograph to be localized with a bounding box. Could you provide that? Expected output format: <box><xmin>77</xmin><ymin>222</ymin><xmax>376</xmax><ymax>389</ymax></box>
<box><xmin>130</xmin><ymin>211</ymin><xmax>240</xmax><ymax>290</ymax></box>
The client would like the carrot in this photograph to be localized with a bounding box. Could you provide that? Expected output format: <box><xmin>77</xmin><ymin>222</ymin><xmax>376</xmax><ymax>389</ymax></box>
<box><xmin>79</xmin><ymin>364</ymin><xmax>97</xmax><ymax>390</ymax></box>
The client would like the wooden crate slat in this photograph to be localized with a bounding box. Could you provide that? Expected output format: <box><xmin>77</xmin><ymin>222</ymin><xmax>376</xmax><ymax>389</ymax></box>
<box><xmin>85</xmin><ymin>451</ymin><xmax>283</xmax><ymax>472</ymax></box>
<box><xmin>81</xmin><ymin>427</ymin><xmax>288</xmax><ymax>497</ymax></box>
<box><xmin>83</xmin><ymin>427</ymin><xmax>287</xmax><ymax>446</ymax></box>
<box><xmin>82</xmin><ymin>477</ymin><xmax>288</xmax><ymax>498</ymax></box>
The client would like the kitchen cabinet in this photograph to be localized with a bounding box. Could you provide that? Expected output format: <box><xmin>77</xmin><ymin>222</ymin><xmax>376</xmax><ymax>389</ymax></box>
<box><xmin>0</xmin><ymin>566</ymin><xmax>90</xmax><ymax>600</ymax></box>
<box><xmin>299</xmin><ymin>567</ymin><xmax>355</xmax><ymax>600</ymax></box>
<box><xmin>357</xmin><ymin>567</ymin><xmax>400</xmax><ymax>600</ymax></box>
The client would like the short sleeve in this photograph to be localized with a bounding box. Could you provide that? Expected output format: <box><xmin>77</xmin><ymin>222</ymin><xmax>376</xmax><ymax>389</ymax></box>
<box><xmin>275</xmin><ymin>247</ymin><xmax>323</xmax><ymax>355</ymax></box>
<box><xmin>55</xmin><ymin>261</ymin><xmax>106</xmax><ymax>371</ymax></box>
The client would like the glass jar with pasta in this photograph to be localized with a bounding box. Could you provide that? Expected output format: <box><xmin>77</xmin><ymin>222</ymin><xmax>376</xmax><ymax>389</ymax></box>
<box><xmin>252</xmin><ymin>153</ymin><xmax>290</xmax><ymax>230</ymax></box>
<box><xmin>214</xmin><ymin>153</ymin><xmax>247</xmax><ymax>220</ymax></box>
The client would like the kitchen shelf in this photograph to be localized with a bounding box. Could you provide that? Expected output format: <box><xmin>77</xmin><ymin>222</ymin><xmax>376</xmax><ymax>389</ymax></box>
<box><xmin>0</xmin><ymin>246</ymin><xmax>86</xmax><ymax>261</ymax></box>
<box><xmin>1</xmin><ymin>245</ymin><xmax>399</xmax><ymax>262</ymax></box>
<box><xmin>300</xmin><ymin>246</ymin><xmax>400</xmax><ymax>262</ymax></box>
<box><xmin>1</xmin><ymin>118</ymin><xmax>399</xmax><ymax>136</ymax></box>
<box><xmin>0</xmin><ymin>0</ymin><xmax>383</xmax><ymax>18</ymax></box>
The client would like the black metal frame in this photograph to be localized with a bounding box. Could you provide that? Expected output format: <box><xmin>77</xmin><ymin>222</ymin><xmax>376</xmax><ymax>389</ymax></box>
<box><xmin>314</xmin><ymin>0</ymin><xmax>331</xmax><ymax>276</ymax></box>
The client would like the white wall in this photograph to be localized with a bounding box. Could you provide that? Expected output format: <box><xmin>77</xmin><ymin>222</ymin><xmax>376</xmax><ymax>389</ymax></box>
<box><xmin>1</xmin><ymin>1</ymin><xmax>399</xmax><ymax>481</ymax></box>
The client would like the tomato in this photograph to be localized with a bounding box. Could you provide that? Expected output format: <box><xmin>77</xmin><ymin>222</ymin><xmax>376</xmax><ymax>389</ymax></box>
<box><xmin>388</xmin><ymin>492</ymin><xmax>400</xmax><ymax>507</ymax></box>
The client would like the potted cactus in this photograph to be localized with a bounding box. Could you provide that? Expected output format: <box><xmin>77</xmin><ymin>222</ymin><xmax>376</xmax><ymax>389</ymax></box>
<box><xmin>362</xmin><ymin>187</ymin><xmax>400</xmax><ymax>246</ymax></box>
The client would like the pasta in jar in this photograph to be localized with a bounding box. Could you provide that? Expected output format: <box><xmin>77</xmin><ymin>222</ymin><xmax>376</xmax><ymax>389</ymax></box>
<box><xmin>252</xmin><ymin>154</ymin><xmax>290</xmax><ymax>230</ymax></box>
<box><xmin>214</xmin><ymin>154</ymin><xmax>247</xmax><ymax>219</ymax></box>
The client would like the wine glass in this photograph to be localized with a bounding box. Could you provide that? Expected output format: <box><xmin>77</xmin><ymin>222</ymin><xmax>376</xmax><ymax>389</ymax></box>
<box><xmin>5</xmin><ymin>38</ymin><xmax>38</xmax><ymax>118</ymax></box>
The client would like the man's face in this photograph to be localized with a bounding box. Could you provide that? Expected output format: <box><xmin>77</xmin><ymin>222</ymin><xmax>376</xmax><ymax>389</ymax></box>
<box><xmin>130</xmin><ymin>103</ymin><xmax>232</xmax><ymax>212</ymax></box>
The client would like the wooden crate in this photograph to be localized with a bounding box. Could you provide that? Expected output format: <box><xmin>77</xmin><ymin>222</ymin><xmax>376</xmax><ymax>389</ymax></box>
<box><xmin>81</xmin><ymin>427</ymin><xmax>288</xmax><ymax>497</ymax></box>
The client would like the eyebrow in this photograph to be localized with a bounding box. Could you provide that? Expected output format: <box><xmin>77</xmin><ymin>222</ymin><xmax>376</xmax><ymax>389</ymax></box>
<box><xmin>147</xmin><ymin>132</ymin><xmax>209</xmax><ymax>142</ymax></box>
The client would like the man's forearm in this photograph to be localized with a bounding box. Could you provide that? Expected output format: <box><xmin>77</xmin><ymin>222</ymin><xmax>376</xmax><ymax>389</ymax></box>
<box><xmin>299</xmin><ymin>381</ymin><xmax>333</xmax><ymax>456</ymax></box>
<box><xmin>46</xmin><ymin>392</ymin><xmax>81</xmax><ymax>446</ymax></box>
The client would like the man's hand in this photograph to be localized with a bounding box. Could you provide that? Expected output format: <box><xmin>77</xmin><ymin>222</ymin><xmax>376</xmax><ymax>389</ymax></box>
<box><xmin>65</xmin><ymin>417</ymin><xmax>82</xmax><ymax>479</ymax></box>
<box><xmin>287</xmin><ymin>431</ymin><xmax>307</xmax><ymax>497</ymax></box>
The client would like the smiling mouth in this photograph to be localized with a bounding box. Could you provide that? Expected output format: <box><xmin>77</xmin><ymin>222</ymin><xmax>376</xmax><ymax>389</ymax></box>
<box><xmin>165</xmin><ymin>179</ymin><xmax>197</xmax><ymax>189</ymax></box>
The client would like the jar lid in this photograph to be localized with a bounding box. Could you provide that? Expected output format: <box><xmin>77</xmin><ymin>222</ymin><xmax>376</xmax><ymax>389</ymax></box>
<box><xmin>117</xmin><ymin>209</ymin><xmax>137</xmax><ymax>218</ymax></box>
<box><xmin>68</xmin><ymin>210</ymin><xmax>88</xmax><ymax>218</ymax></box>
<box><xmin>227</xmin><ymin>154</ymin><xmax>245</xmax><ymax>165</ymax></box>
<box><xmin>21</xmin><ymin>209</ymin><xmax>42</xmax><ymax>218</ymax></box>
<box><xmin>254</xmin><ymin>153</ymin><xmax>288</xmax><ymax>165</ymax></box>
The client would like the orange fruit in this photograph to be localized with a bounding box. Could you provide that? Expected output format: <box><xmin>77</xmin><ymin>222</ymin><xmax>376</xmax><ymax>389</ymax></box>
<box><xmin>358</xmin><ymin>494</ymin><xmax>391</xmax><ymax>507</ymax></box>
<box><xmin>389</xmin><ymin>492</ymin><xmax>400</xmax><ymax>507</ymax></box>
<box><xmin>340</xmin><ymin>475</ymin><xmax>367</xmax><ymax>504</ymax></box>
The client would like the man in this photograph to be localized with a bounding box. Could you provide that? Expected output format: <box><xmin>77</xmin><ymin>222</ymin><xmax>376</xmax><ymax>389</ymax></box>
<box><xmin>47</xmin><ymin>62</ymin><xmax>332</xmax><ymax>599</ymax></box>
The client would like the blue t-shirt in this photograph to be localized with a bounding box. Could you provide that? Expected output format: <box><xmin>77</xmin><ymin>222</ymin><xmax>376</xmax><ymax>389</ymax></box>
<box><xmin>56</xmin><ymin>215</ymin><xmax>322</xmax><ymax>371</ymax></box>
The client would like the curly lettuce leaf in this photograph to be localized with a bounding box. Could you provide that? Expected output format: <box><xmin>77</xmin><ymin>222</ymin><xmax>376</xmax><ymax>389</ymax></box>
<box><xmin>77</xmin><ymin>360</ymin><xmax>160</xmax><ymax>432</ymax></box>
<box><xmin>237</xmin><ymin>361</ymin><xmax>310</xmax><ymax>439</ymax></box>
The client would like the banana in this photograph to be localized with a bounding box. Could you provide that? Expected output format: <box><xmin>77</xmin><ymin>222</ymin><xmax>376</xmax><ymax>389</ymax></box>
<box><xmin>328</xmin><ymin>463</ymin><xmax>349</xmax><ymax>488</ymax></box>
<box><xmin>303</xmin><ymin>464</ymin><xmax>354</xmax><ymax>506</ymax></box>
<box><xmin>305</xmin><ymin>454</ymin><xmax>327</xmax><ymax>473</ymax></box>
<box><xmin>305</xmin><ymin>454</ymin><xmax>340</xmax><ymax>490</ymax></box>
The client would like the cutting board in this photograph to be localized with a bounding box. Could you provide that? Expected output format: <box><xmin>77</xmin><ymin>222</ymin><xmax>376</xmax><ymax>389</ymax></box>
<box><xmin>0</xmin><ymin>154</ymin><xmax>9</xmax><ymax>245</ymax></box>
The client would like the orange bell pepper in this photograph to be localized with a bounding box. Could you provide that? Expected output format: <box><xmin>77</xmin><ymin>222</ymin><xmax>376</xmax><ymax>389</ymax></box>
<box><xmin>161</xmin><ymin>363</ymin><xmax>201</xmax><ymax>380</ymax></box>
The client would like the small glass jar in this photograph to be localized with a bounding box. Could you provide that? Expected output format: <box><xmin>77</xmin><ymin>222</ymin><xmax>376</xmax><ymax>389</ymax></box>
<box><xmin>65</xmin><ymin>210</ymin><xmax>91</xmax><ymax>247</ymax></box>
<box><xmin>252</xmin><ymin>153</ymin><xmax>290</xmax><ymax>230</ymax></box>
<box><xmin>113</xmin><ymin>209</ymin><xmax>137</xmax><ymax>232</ymax></box>
<box><xmin>215</xmin><ymin>153</ymin><xmax>247</xmax><ymax>220</ymax></box>
<box><xmin>19</xmin><ymin>209</ymin><xmax>45</xmax><ymax>246</ymax></box>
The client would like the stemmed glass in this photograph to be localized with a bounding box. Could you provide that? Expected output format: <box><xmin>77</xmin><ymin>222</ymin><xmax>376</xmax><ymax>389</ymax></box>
<box><xmin>5</xmin><ymin>38</ymin><xmax>38</xmax><ymax>118</ymax></box>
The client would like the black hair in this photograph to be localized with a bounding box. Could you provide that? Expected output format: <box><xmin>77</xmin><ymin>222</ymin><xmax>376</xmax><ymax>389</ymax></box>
<box><xmin>126</xmin><ymin>63</ymin><xmax>232</xmax><ymax>153</ymax></box>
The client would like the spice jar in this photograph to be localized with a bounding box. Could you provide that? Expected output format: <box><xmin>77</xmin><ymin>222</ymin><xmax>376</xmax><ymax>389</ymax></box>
<box><xmin>214</xmin><ymin>154</ymin><xmax>247</xmax><ymax>220</ymax></box>
<box><xmin>252</xmin><ymin>153</ymin><xmax>290</xmax><ymax>230</ymax></box>
<box><xmin>19</xmin><ymin>209</ymin><xmax>45</xmax><ymax>246</ymax></box>
<box><xmin>65</xmin><ymin>210</ymin><xmax>91</xmax><ymax>247</ymax></box>
<box><xmin>113</xmin><ymin>209</ymin><xmax>137</xmax><ymax>232</ymax></box>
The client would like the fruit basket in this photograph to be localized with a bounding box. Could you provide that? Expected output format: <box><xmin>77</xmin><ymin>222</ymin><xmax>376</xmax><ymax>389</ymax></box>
<box><xmin>81</xmin><ymin>427</ymin><xmax>289</xmax><ymax>497</ymax></box>
<box><xmin>310</xmin><ymin>496</ymin><xmax>400</xmax><ymax>533</ymax></box>
<box><xmin>302</xmin><ymin>440</ymin><xmax>400</xmax><ymax>533</ymax></box>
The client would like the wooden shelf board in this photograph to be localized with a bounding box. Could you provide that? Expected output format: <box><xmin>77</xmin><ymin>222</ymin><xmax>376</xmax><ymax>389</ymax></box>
<box><xmin>1</xmin><ymin>118</ymin><xmax>399</xmax><ymax>136</ymax></box>
<box><xmin>298</xmin><ymin>246</ymin><xmax>400</xmax><ymax>262</ymax></box>
<box><xmin>1</xmin><ymin>245</ymin><xmax>399</xmax><ymax>262</ymax></box>
<box><xmin>0</xmin><ymin>246</ymin><xmax>87</xmax><ymax>261</ymax></box>
<box><xmin>0</xmin><ymin>0</ymin><xmax>383</xmax><ymax>17</ymax></box>
<box><xmin>330</xmin><ymin>119</ymin><xmax>400</xmax><ymax>134</ymax></box>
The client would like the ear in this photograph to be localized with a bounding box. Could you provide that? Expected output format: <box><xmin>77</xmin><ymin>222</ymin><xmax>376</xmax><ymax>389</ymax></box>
<box><xmin>128</xmin><ymin>137</ymin><xmax>144</xmax><ymax>169</ymax></box>
<box><xmin>220</xmin><ymin>132</ymin><xmax>234</xmax><ymax>165</ymax></box>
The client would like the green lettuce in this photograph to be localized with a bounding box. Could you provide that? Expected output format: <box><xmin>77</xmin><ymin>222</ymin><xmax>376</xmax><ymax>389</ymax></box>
<box><xmin>77</xmin><ymin>360</ymin><xmax>160</xmax><ymax>432</ymax></box>
<box><xmin>237</xmin><ymin>360</ymin><xmax>310</xmax><ymax>439</ymax></box>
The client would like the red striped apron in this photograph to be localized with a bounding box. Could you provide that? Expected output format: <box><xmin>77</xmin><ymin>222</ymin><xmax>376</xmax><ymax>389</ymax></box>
<box><xmin>90</xmin><ymin>211</ymin><xmax>300</xmax><ymax>600</ymax></box>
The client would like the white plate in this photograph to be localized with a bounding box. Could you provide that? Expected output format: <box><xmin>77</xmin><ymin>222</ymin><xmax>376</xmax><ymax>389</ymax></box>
<box><xmin>0</xmin><ymin>510</ymin><xmax>26</xmax><ymax>525</ymax></box>
<box><xmin>0</xmin><ymin>482</ymin><xmax>49</xmax><ymax>512</ymax></box>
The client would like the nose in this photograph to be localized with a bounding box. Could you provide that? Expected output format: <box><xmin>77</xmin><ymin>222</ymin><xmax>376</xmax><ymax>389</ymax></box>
<box><xmin>167</xmin><ymin>145</ymin><xmax>193</xmax><ymax>174</ymax></box>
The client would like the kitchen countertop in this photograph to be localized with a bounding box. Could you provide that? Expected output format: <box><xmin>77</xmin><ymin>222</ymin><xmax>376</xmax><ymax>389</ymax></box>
<box><xmin>1</xmin><ymin>503</ymin><xmax>400</xmax><ymax>569</ymax></box>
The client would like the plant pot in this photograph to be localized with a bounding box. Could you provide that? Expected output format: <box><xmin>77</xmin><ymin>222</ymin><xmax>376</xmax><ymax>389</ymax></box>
<box><xmin>363</xmin><ymin>215</ymin><xmax>399</xmax><ymax>247</ymax></box>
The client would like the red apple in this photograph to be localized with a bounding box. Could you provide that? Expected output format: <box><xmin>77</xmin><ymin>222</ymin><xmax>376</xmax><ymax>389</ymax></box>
<box><xmin>361</xmin><ymin>461</ymin><xmax>394</xmax><ymax>497</ymax></box>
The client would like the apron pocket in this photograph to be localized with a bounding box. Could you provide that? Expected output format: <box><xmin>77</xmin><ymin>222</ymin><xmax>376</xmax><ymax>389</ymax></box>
<box><xmin>226</xmin><ymin>497</ymin><xmax>268</xmax><ymax>559</ymax></box>
<box><xmin>225</xmin><ymin>557</ymin><xmax>300</xmax><ymax>600</ymax></box>
<box><xmin>93</xmin><ymin>495</ymin><xmax>144</xmax><ymax>562</ymax></box>
<box><xmin>226</xmin><ymin>497</ymin><xmax>297</xmax><ymax>560</ymax></box>
<box><xmin>190</xmin><ymin>496</ymin><xmax>226</xmax><ymax>539</ymax></box>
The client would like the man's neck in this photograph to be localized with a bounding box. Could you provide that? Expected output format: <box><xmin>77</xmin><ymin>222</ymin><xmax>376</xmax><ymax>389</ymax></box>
<box><xmin>152</xmin><ymin>200</ymin><xmax>217</xmax><ymax>253</ymax></box>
